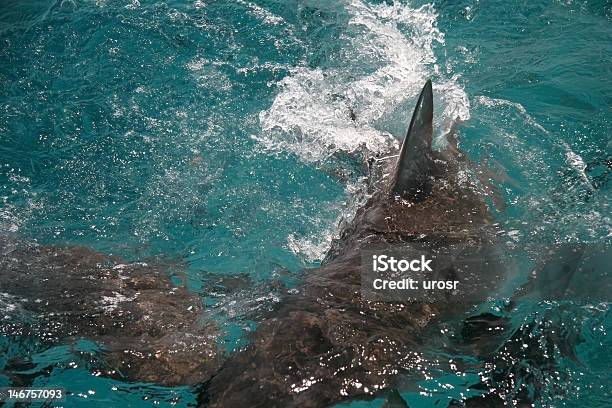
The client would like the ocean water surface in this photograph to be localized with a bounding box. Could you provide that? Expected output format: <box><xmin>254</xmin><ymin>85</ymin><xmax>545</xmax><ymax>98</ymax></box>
<box><xmin>0</xmin><ymin>0</ymin><xmax>610</xmax><ymax>406</ymax></box>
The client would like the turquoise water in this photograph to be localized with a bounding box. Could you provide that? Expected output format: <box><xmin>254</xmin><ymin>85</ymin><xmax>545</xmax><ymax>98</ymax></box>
<box><xmin>0</xmin><ymin>0</ymin><xmax>610</xmax><ymax>407</ymax></box>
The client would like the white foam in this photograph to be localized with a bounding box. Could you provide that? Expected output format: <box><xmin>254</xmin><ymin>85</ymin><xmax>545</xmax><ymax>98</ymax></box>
<box><xmin>1</xmin><ymin>169</ymin><xmax>43</xmax><ymax>236</ymax></box>
<box><xmin>237</xmin><ymin>0</ymin><xmax>285</xmax><ymax>25</ymax></box>
<box><xmin>287</xmin><ymin>230</ymin><xmax>334</xmax><ymax>264</ymax></box>
<box><xmin>565</xmin><ymin>150</ymin><xmax>595</xmax><ymax>191</ymax></box>
<box><xmin>475</xmin><ymin>96</ymin><xmax>549</xmax><ymax>135</ymax></box>
<box><xmin>186</xmin><ymin>58</ymin><xmax>232</xmax><ymax>91</ymax></box>
<box><xmin>256</xmin><ymin>1</ymin><xmax>470</xmax><ymax>261</ymax></box>
<box><xmin>256</xmin><ymin>67</ymin><xmax>397</xmax><ymax>162</ymax></box>
<box><xmin>257</xmin><ymin>1</ymin><xmax>470</xmax><ymax>164</ymax></box>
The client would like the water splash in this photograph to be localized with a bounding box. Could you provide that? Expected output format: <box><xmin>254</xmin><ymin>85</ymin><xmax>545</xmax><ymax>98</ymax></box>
<box><xmin>257</xmin><ymin>1</ymin><xmax>470</xmax><ymax>163</ymax></box>
<box><xmin>256</xmin><ymin>1</ymin><xmax>471</xmax><ymax>262</ymax></box>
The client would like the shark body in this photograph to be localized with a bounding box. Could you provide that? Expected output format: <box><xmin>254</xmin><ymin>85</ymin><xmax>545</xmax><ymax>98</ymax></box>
<box><xmin>199</xmin><ymin>81</ymin><xmax>504</xmax><ymax>407</ymax></box>
<box><xmin>0</xmin><ymin>242</ymin><xmax>222</xmax><ymax>386</ymax></box>
<box><xmin>0</xmin><ymin>81</ymin><xmax>507</xmax><ymax>407</ymax></box>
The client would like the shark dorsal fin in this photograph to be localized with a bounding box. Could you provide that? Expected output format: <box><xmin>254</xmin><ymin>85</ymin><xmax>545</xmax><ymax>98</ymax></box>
<box><xmin>391</xmin><ymin>79</ymin><xmax>435</xmax><ymax>201</ymax></box>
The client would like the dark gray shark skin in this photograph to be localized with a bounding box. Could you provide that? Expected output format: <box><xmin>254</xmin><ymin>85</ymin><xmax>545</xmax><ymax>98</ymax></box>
<box><xmin>0</xmin><ymin>243</ymin><xmax>222</xmax><ymax>386</ymax></box>
<box><xmin>199</xmin><ymin>81</ymin><xmax>503</xmax><ymax>407</ymax></box>
<box><xmin>0</xmin><ymin>81</ymin><xmax>504</xmax><ymax>406</ymax></box>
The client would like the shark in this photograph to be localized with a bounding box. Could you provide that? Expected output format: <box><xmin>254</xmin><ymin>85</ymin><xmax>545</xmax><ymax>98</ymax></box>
<box><xmin>197</xmin><ymin>80</ymin><xmax>508</xmax><ymax>407</ymax></box>
<box><xmin>0</xmin><ymin>81</ymin><xmax>530</xmax><ymax>406</ymax></box>
<box><xmin>0</xmin><ymin>241</ymin><xmax>223</xmax><ymax>387</ymax></box>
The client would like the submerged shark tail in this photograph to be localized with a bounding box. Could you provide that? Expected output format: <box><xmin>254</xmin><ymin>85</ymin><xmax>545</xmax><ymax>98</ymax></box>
<box><xmin>391</xmin><ymin>79</ymin><xmax>436</xmax><ymax>201</ymax></box>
